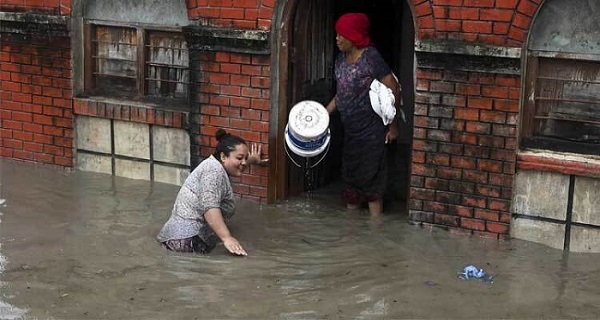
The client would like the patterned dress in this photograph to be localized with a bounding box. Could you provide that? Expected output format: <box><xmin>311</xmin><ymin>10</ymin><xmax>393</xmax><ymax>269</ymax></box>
<box><xmin>334</xmin><ymin>46</ymin><xmax>392</xmax><ymax>204</ymax></box>
<box><xmin>157</xmin><ymin>155</ymin><xmax>235</xmax><ymax>253</ymax></box>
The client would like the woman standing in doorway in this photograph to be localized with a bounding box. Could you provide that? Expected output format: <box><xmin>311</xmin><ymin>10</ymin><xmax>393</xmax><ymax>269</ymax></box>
<box><xmin>157</xmin><ymin>129</ymin><xmax>267</xmax><ymax>256</ymax></box>
<box><xmin>326</xmin><ymin>13</ymin><xmax>402</xmax><ymax>215</ymax></box>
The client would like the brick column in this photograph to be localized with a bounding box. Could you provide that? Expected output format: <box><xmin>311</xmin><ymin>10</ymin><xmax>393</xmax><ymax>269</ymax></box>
<box><xmin>408</xmin><ymin>40</ymin><xmax>521</xmax><ymax>239</ymax></box>
<box><xmin>0</xmin><ymin>12</ymin><xmax>73</xmax><ymax>167</ymax></box>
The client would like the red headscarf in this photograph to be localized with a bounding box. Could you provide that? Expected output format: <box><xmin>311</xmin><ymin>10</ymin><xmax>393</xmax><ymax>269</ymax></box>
<box><xmin>335</xmin><ymin>13</ymin><xmax>371</xmax><ymax>48</ymax></box>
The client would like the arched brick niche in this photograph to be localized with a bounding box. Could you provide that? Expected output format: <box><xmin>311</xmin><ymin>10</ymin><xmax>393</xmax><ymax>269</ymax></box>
<box><xmin>410</xmin><ymin>0</ymin><xmax>544</xmax><ymax>47</ymax></box>
<box><xmin>512</xmin><ymin>0</ymin><xmax>600</xmax><ymax>253</ymax></box>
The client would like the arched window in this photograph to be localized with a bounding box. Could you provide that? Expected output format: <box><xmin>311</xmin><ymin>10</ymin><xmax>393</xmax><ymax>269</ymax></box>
<box><xmin>522</xmin><ymin>0</ymin><xmax>600</xmax><ymax>156</ymax></box>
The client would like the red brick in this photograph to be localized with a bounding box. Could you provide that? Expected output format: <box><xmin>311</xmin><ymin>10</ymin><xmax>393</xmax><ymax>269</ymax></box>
<box><xmin>480</xmin><ymin>9</ymin><xmax>514</xmax><ymax>21</ymax></box>
<box><xmin>413</xmin><ymin>150</ymin><xmax>426</xmax><ymax>164</ymax></box>
<box><xmin>493</xmin><ymin>22</ymin><xmax>510</xmax><ymax>34</ymax></box>
<box><xmin>489</xmin><ymin>173</ymin><xmax>513</xmax><ymax>187</ymax></box>
<box><xmin>467</xmin><ymin>97</ymin><xmax>493</xmax><ymax>109</ymax></box>
<box><xmin>411</xmin><ymin>188</ymin><xmax>436</xmax><ymax>201</ymax></box>
<box><xmin>437</xmin><ymin>167</ymin><xmax>462</xmax><ymax>180</ymax></box>
<box><xmin>486</xmin><ymin>221</ymin><xmax>509</xmax><ymax>234</ymax></box>
<box><xmin>478</xmin><ymin>34</ymin><xmax>506</xmax><ymax>46</ymax></box>
<box><xmin>479</xmin><ymin>159</ymin><xmax>503</xmax><ymax>173</ymax></box>
<box><xmin>508</xmin><ymin>27</ymin><xmax>527</xmax><ymax>42</ymax></box>
<box><xmin>3</xmin><ymin>120</ymin><xmax>23</xmax><ymax>130</ymax></box>
<box><xmin>414</xmin><ymin>1</ymin><xmax>433</xmax><ymax>17</ymax></box>
<box><xmin>476</xmin><ymin>185</ymin><xmax>502</xmax><ymax>198</ymax></box>
<box><xmin>23</xmin><ymin>142</ymin><xmax>43</xmax><ymax>152</ymax></box>
<box><xmin>455</xmin><ymin>80</ymin><xmax>481</xmax><ymax>93</ymax></box>
<box><xmin>434</xmin><ymin>213</ymin><xmax>461</xmax><ymax>226</ymax></box>
<box><xmin>474</xmin><ymin>209</ymin><xmax>499</xmax><ymax>221</ymax></box>
<box><xmin>448</xmin><ymin>7</ymin><xmax>479</xmax><ymax>20</ymax></box>
<box><xmin>452</xmin><ymin>132</ymin><xmax>478</xmax><ymax>145</ymax></box>
<box><xmin>466</xmin><ymin>121</ymin><xmax>491</xmax><ymax>134</ymax></box>
<box><xmin>463</xmin><ymin>0</ymin><xmax>495</xmax><ymax>7</ymax></box>
<box><xmin>462</xmin><ymin>195</ymin><xmax>486</xmax><ymax>208</ymax></box>
<box><xmin>437</xmin><ymin>19</ymin><xmax>462</xmax><ymax>32</ymax></box>
<box><xmin>449</xmin><ymin>181</ymin><xmax>476</xmax><ymax>194</ymax></box>
<box><xmin>4</xmin><ymin>139</ymin><xmax>23</xmax><ymax>149</ymax></box>
<box><xmin>448</xmin><ymin>204</ymin><xmax>473</xmax><ymax>217</ymax></box>
<box><xmin>517</xmin><ymin>0</ymin><xmax>538</xmax><ymax>16</ymax></box>
<box><xmin>460</xmin><ymin>217</ymin><xmax>486</xmax><ymax>231</ymax></box>
<box><xmin>463</xmin><ymin>21</ymin><xmax>492</xmax><ymax>33</ymax></box>
<box><xmin>424</xmin><ymin>201</ymin><xmax>448</xmax><ymax>214</ymax></box>
<box><xmin>412</xmin><ymin>163</ymin><xmax>437</xmax><ymax>177</ymax></box>
<box><xmin>454</xmin><ymin>108</ymin><xmax>479</xmax><ymax>120</ymax></box>
<box><xmin>480</xmin><ymin>110</ymin><xmax>506</xmax><ymax>123</ymax></box>
<box><xmin>488</xmin><ymin>199</ymin><xmax>511</xmax><ymax>212</ymax></box>
<box><xmin>417</xmin><ymin>69</ymin><xmax>443</xmax><ymax>80</ymax></box>
<box><xmin>451</xmin><ymin>156</ymin><xmax>476</xmax><ymax>169</ymax></box>
<box><xmin>436</xmin><ymin>191</ymin><xmax>462</xmax><ymax>204</ymax></box>
<box><xmin>425</xmin><ymin>177</ymin><xmax>449</xmax><ymax>190</ymax></box>
<box><xmin>482</xmin><ymin>86</ymin><xmax>510</xmax><ymax>98</ymax></box>
<box><xmin>462</xmin><ymin>169</ymin><xmax>488</xmax><ymax>183</ymax></box>
<box><xmin>1</xmin><ymin>81</ymin><xmax>21</xmax><ymax>92</ymax></box>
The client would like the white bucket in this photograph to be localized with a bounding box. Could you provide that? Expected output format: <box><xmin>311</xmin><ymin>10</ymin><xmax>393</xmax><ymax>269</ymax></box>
<box><xmin>285</xmin><ymin>100</ymin><xmax>330</xmax><ymax>158</ymax></box>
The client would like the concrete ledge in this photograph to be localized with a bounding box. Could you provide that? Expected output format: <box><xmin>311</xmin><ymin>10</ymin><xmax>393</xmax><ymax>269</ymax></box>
<box><xmin>517</xmin><ymin>150</ymin><xmax>600</xmax><ymax>179</ymax></box>
<box><xmin>0</xmin><ymin>12</ymin><xmax>69</xmax><ymax>37</ymax></box>
<box><xmin>183</xmin><ymin>25</ymin><xmax>270</xmax><ymax>55</ymax></box>
<box><xmin>416</xmin><ymin>39</ymin><xmax>522</xmax><ymax>58</ymax></box>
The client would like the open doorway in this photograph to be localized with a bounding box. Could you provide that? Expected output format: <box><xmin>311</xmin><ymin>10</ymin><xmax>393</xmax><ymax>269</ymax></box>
<box><xmin>273</xmin><ymin>0</ymin><xmax>415</xmax><ymax>210</ymax></box>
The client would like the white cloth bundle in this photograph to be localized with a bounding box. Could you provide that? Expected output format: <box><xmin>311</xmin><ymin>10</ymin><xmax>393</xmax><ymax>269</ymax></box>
<box><xmin>369</xmin><ymin>75</ymin><xmax>406</xmax><ymax>125</ymax></box>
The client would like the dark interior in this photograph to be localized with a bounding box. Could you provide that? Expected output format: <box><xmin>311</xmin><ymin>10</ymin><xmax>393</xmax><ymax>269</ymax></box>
<box><xmin>287</xmin><ymin>0</ymin><xmax>415</xmax><ymax>206</ymax></box>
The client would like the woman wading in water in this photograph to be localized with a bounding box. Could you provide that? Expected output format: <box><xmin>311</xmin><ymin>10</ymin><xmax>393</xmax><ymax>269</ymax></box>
<box><xmin>326</xmin><ymin>13</ymin><xmax>402</xmax><ymax>215</ymax></box>
<box><xmin>157</xmin><ymin>129</ymin><xmax>267</xmax><ymax>256</ymax></box>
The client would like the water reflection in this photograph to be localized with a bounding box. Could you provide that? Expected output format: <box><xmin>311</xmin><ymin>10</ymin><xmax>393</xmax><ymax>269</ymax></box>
<box><xmin>0</xmin><ymin>163</ymin><xmax>28</xmax><ymax>319</ymax></box>
<box><xmin>0</xmin><ymin>159</ymin><xmax>599</xmax><ymax>319</ymax></box>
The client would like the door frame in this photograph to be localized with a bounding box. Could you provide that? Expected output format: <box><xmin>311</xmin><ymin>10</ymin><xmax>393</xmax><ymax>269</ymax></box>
<box><xmin>268</xmin><ymin>0</ymin><xmax>417</xmax><ymax>203</ymax></box>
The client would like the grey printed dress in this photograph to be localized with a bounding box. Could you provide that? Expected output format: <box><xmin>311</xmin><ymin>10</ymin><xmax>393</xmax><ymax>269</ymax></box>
<box><xmin>157</xmin><ymin>155</ymin><xmax>235</xmax><ymax>253</ymax></box>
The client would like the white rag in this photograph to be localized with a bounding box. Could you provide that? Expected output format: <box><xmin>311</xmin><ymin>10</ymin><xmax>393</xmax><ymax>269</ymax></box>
<box><xmin>369</xmin><ymin>77</ymin><xmax>405</xmax><ymax>125</ymax></box>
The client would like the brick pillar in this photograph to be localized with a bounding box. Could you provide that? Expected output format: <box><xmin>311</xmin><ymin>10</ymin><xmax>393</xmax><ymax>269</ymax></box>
<box><xmin>408</xmin><ymin>40</ymin><xmax>521</xmax><ymax>239</ymax></box>
<box><xmin>0</xmin><ymin>13</ymin><xmax>73</xmax><ymax>167</ymax></box>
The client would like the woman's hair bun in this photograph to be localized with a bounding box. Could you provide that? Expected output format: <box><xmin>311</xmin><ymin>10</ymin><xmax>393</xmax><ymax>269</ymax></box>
<box><xmin>215</xmin><ymin>129</ymin><xmax>229</xmax><ymax>141</ymax></box>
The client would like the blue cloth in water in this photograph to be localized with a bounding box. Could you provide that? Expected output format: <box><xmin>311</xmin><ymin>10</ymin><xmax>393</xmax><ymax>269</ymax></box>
<box><xmin>458</xmin><ymin>265</ymin><xmax>494</xmax><ymax>283</ymax></box>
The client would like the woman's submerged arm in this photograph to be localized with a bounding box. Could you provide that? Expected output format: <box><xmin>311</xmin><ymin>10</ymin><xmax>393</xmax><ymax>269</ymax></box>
<box><xmin>205</xmin><ymin>208</ymin><xmax>248</xmax><ymax>256</ymax></box>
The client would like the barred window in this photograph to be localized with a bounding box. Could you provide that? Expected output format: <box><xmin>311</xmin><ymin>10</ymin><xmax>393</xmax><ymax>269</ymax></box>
<box><xmin>85</xmin><ymin>23</ymin><xmax>189</xmax><ymax>109</ymax></box>
<box><xmin>522</xmin><ymin>0</ymin><xmax>600</xmax><ymax>156</ymax></box>
<box><xmin>522</xmin><ymin>56</ymin><xmax>600</xmax><ymax>155</ymax></box>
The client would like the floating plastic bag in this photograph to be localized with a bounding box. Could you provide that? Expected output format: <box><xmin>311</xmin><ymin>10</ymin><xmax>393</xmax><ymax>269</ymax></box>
<box><xmin>458</xmin><ymin>265</ymin><xmax>495</xmax><ymax>284</ymax></box>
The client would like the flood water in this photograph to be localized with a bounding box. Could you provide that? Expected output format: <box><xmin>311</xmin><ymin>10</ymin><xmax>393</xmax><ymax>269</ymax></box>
<box><xmin>1</xmin><ymin>159</ymin><xmax>600</xmax><ymax>319</ymax></box>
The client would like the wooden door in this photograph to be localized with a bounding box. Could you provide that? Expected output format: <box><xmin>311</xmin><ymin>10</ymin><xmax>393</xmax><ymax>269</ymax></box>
<box><xmin>288</xmin><ymin>0</ymin><xmax>338</xmax><ymax>195</ymax></box>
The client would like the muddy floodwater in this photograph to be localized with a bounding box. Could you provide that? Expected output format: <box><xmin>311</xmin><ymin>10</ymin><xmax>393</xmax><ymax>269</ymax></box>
<box><xmin>1</xmin><ymin>159</ymin><xmax>600</xmax><ymax>320</ymax></box>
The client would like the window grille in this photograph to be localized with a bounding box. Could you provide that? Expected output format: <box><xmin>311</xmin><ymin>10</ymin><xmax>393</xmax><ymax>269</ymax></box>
<box><xmin>85</xmin><ymin>23</ymin><xmax>190</xmax><ymax>109</ymax></box>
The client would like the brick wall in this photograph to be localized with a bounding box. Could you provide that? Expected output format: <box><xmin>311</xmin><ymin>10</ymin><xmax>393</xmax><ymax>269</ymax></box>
<box><xmin>412</xmin><ymin>0</ymin><xmax>541</xmax><ymax>47</ymax></box>
<box><xmin>409</xmin><ymin>67</ymin><xmax>520</xmax><ymax>239</ymax></box>
<box><xmin>187</xmin><ymin>0</ymin><xmax>274</xmax><ymax>30</ymax></box>
<box><xmin>197</xmin><ymin>51</ymin><xmax>270</xmax><ymax>202</ymax></box>
<box><xmin>404</xmin><ymin>0</ymin><xmax>546</xmax><ymax>237</ymax></box>
<box><xmin>0</xmin><ymin>0</ymin><xmax>71</xmax><ymax>15</ymax></box>
<box><xmin>0</xmin><ymin>17</ymin><xmax>73</xmax><ymax>167</ymax></box>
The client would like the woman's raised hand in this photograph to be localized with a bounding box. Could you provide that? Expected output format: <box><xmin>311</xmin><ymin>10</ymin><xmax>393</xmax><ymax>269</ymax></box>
<box><xmin>248</xmin><ymin>143</ymin><xmax>269</xmax><ymax>166</ymax></box>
